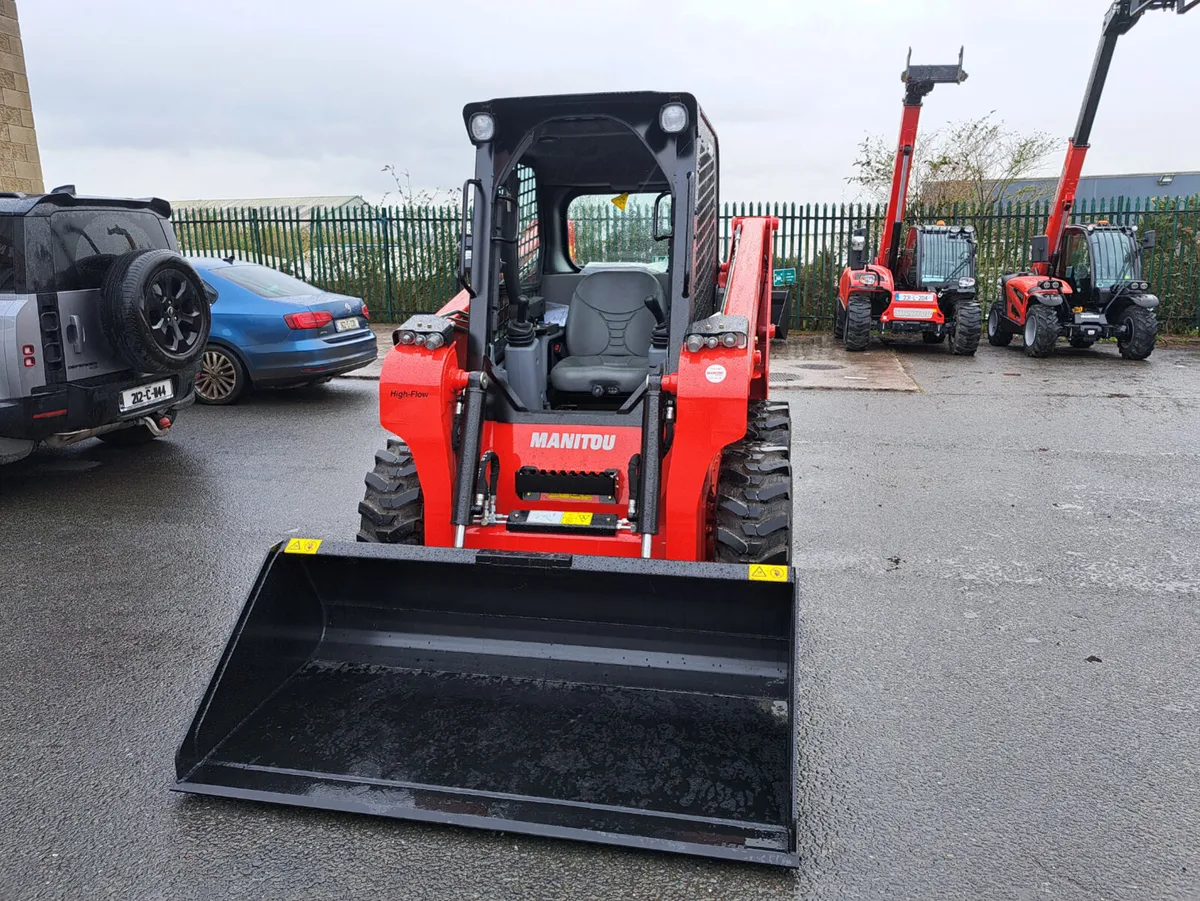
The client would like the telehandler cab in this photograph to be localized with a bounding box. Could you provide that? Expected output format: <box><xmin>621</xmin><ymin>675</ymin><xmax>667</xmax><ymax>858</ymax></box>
<box><xmin>175</xmin><ymin>92</ymin><xmax>800</xmax><ymax>867</ymax></box>
<box><xmin>837</xmin><ymin>49</ymin><xmax>982</xmax><ymax>354</ymax></box>
<box><xmin>988</xmin><ymin>0</ymin><xmax>1195</xmax><ymax>359</ymax></box>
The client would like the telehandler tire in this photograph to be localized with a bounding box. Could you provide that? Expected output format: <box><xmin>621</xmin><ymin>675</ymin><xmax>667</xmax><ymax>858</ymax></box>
<box><xmin>357</xmin><ymin>439</ymin><xmax>425</xmax><ymax>544</ymax></box>
<box><xmin>843</xmin><ymin>298</ymin><xmax>871</xmax><ymax>352</ymax></box>
<box><xmin>714</xmin><ymin>402</ymin><xmax>792</xmax><ymax>566</ymax></box>
<box><xmin>1023</xmin><ymin>305</ymin><xmax>1059</xmax><ymax>358</ymax></box>
<box><xmin>1117</xmin><ymin>306</ymin><xmax>1156</xmax><ymax>361</ymax></box>
<box><xmin>987</xmin><ymin>305</ymin><xmax>1014</xmax><ymax>347</ymax></box>
<box><xmin>950</xmin><ymin>302</ymin><xmax>981</xmax><ymax>355</ymax></box>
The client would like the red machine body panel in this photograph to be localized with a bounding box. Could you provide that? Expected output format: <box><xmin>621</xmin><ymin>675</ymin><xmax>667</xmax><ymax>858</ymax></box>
<box><xmin>378</xmin><ymin>216</ymin><xmax>779</xmax><ymax>562</ymax></box>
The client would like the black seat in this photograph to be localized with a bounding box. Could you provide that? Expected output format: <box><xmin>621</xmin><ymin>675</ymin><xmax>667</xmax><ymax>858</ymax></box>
<box><xmin>549</xmin><ymin>269</ymin><xmax>661</xmax><ymax>396</ymax></box>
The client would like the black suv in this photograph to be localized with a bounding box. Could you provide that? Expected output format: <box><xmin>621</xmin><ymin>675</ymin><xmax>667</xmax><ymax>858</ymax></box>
<box><xmin>0</xmin><ymin>188</ymin><xmax>212</xmax><ymax>464</ymax></box>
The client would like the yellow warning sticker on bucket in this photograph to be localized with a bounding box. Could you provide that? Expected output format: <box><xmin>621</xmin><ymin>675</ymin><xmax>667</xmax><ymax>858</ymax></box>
<box><xmin>284</xmin><ymin>538</ymin><xmax>322</xmax><ymax>555</ymax></box>
<box><xmin>748</xmin><ymin>564</ymin><xmax>788</xmax><ymax>582</ymax></box>
<box><xmin>562</xmin><ymin>512</ymin><xmax>594</xmax><ymax>526</ymax></box>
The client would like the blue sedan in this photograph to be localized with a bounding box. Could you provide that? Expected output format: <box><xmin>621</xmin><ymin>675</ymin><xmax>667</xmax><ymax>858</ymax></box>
<box><xmin>188</xmin><ymin>257</ymin><xmax>377</xmax><ymax>404</ymax></box>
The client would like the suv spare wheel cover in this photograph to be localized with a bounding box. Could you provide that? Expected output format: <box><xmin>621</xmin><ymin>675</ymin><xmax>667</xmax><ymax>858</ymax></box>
<box><xmin>100</xmin><ymin>249</ymin><xmax>212</xmax><ymax>374</ymax></box>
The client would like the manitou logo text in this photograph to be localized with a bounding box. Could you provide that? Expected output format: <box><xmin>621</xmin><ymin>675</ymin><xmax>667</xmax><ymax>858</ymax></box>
<box><xmin>529</xmin><ymin>432</ymin><xmax>617</xmax><ymax>451</ymax></box>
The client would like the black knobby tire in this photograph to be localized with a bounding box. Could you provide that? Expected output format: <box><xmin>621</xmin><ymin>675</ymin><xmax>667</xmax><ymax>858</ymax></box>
<box><xmin>1023</xmin><ymin>304</ymin><xmax>1059</xmax><ymax>358</ymax></box>
<box><xmin>195</xmin><ymin>344</ymin><xmax>247</xmax><ymax>405</ymax></box>
<box><xmin>713</xmin><ymin>401</ymin><xmax>792</xmax><ymax>565</ymax></box>
<box><xmin>843</xmin><ymin>297</ymin><xmax>871</xmax><ymax>352</ymax></box>
<box><xmin>950</xmin><ymin>302</ymin><xmax>982</xmax><ymax>356</ymax></box>
<box><xmin>1069</xmin><ymin>336</ymin><xmax>1096</xmax><ymax>349</ymax></box>
<box><xmin>100</xmin><ymin>249</ymin><xmax>212</xmax><ymax>374</ymax></box>
<box><xmin>834</xmin><ymin>301</ymin><xmax>846</xmax><ymax>339</ymax></box>
<box><xmin>357</xmin><ymin>439</ymin><xmax>425</xmax><ymax>544</ymax></box>
<box><xmin>98</xmin><ymin>410</ymin><xmax>174</xmax><ymax>446</ymax></box>
<box><xmin>1117</xmin><ymin>306</ymin><xmax>1156</xmax><ymax>361</ymax></box>
<box><xmin>922</xmin><ymin>332</ymin><xmax>946</xmax><ymax>344</ymax></box>
<box><xmin>987</xmin><ymin>305</ymin><xmax>1014</xmax><ymax>347</ymax></box>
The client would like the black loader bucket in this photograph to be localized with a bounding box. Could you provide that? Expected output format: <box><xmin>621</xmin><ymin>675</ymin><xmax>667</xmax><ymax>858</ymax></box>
<box><xmin>175</xmin><ymin>541</ymin><xmax>799</xmax><ymax>866</ymax></box>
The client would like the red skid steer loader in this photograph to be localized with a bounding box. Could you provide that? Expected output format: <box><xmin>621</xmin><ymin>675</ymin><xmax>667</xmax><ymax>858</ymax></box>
<box><xmin>175</xmin><ymin>93</ymin><xmax>800</xmax><ymax>867</ymax></box>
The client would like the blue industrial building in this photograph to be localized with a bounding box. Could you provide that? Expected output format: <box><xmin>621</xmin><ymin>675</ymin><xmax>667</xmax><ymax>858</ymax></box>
<box><xmin>1000</xmin><ymin>170</ymin><xmax>1200</xmax><ymax>203</ymax></box>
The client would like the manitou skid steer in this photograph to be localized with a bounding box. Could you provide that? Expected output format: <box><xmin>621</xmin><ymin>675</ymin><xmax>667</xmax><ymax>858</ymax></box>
<box><xmin>988</xmin><ymin>0</ymin><xmax>1196</xmax><ymax>359</ymax></box>
<box><xmin>836</xmin><ymin>49</ymin><xmax>981</xmax><ymax>355</ymax></box>
<box><xmin>175</xmin><ymin>93</ymin><xmax>799</xmax><ymax>867</ymax></box>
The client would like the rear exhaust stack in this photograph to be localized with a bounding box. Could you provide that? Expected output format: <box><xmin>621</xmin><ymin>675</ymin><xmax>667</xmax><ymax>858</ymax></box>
<box><xmin>175</xmin><ymin>541</ymin><xmax>799</xmax><ymax>866</ymax></box>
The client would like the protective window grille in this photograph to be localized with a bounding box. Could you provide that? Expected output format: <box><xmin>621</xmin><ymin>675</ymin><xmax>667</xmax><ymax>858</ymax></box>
<box><xmin>691</xmin><ymin>123</ymin><xmax>719</xmax><ymax>321</ymax></box>
<box><xmin>517</xmin><ymin>164</ymin><xmax>539</xmax><ymax>288</ymax></box>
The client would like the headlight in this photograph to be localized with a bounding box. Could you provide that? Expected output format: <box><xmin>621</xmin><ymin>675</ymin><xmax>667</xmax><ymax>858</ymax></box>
<box><xmin>424</xmin><ymin>333</ymin><xmax>445</xmax><ymax>351</ymax></box>
<box><xmin>468</xmin><ymin>112</ymin><xmax>496</xmax><ymax>143</ymax></box>
<box><xmin>397</xmin><ymin>330</ymin><xmax>417</xmax><ymax>346</ymax></box>
<box><xmin>958</xmin><ymin>277</ymin><xmax>976</xmax><ymax>289</ymax></box>
<box><xmin>857</xmin><ymin>273</ymin><xmax>878</xmax><ymax>286</ymax></box>
<box><xmin>686</xmin><ymin>334</ymin><xmax>704</xmax><ymax>353</ymax></box>
<box><xmin>720</xmin><ymin>332</ymin><xmax>739</xmax><ymax>348</ymax></box>
<box><xmin>659</xmin><ymin>102</ymin><xmax>688</xmax><ymax>134</ymax></box>
<box><xmin>704</xmin><ymin>335</ymin><xmax>720</xmax><ymax>349</ymax></box>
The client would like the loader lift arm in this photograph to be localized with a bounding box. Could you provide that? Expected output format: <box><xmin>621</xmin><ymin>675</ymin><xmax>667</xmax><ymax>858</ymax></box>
<box><xmin>875</xmin><ymin>47</ymin><xmax>967</xmax><ymax>274</ymax></box>
<box><xmin>1038</xmin><ymin>0</ymin><xmax>1196</xmax><ymax>274</ymax></box>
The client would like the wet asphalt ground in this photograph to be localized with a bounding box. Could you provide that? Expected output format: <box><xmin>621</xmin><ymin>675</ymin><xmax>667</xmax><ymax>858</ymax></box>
<box><xmin>1</xmin><ymin>340</ymin><xmax>1198</xmax><ymax>901</ymax></box>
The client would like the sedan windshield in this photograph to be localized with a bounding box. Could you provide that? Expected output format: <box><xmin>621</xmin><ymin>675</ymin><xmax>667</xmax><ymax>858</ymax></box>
<box><xmin>920</xmin><ymin>232</ymin><xmax>975</xmax><ymax>284</ymax></box>
<box><xmin>1091</xmin><ymin>229</ymin><xmax>1142</xmax><ymax>288</ymax></box>
<box><xmin>215</xmin><ymin>264</ymin><xmax>324</xmax><ymax>298</ymax></box>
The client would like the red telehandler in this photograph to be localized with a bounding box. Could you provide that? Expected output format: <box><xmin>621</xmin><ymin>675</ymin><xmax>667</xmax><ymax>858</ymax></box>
<box><xmin>837</xmin><ymin>49</ymin><xmax>981</xmax><ymax>355</ymax></box>
<box><xmin>988</xmin><ymin>0</ymin><xmax>1196</xmax><ymax>359</ymax></box>
<box><xmin>175</xmin><ymin>92</ymin><xmax>800</xmax><ymax>867</ymax></box>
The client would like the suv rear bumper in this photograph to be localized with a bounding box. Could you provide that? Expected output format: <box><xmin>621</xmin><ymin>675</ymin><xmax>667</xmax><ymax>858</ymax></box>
<box><xmin>0</xmin><ymin>367</ymin><xmax>197</xmax><ymax>441</ymax></box>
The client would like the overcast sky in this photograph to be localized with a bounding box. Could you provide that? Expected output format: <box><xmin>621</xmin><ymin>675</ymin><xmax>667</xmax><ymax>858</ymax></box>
<box><xmin>20</xmin><ymin>0</ymin><xmax>1196</xmax><ymax>205</ymax></box>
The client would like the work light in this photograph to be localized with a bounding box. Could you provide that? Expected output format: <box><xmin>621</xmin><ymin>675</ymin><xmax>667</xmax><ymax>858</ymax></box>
<box><xmin>469</xmin><ymin>112</ymin><xmax>496</xmax><ymax>143</ymax></box>
<box><xmin>659</xmin><ymin>102</ymin><xmax>688</xmax><ymax>134</ymax></box>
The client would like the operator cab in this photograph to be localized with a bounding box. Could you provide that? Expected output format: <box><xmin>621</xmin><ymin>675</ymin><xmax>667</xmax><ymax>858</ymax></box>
<box><xmin>896</xmin><ymin>223</ymin><xmax>978</xmax><ymax>299</ymax></box>
<box><xmin>454</xmin><ymin>93</ymin><xmax>718</xmax><ymax>413</ymax></box>
<box><xmin>1054</xmin><ymin>223</ymin><xmax>1152</xmax><ymax>306</ymax></box>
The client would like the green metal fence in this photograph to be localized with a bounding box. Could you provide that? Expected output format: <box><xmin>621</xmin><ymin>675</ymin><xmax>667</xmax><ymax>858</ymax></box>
<box><xmin>173</xmin><ymin>195</ymin><xmax>1200</xmax><ymax>332</ymax></box>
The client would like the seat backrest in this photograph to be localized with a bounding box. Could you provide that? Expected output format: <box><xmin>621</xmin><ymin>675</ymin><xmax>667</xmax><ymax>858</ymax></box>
<box><xmin>565</xmin><ymin>269</ymin><xmax>661</xmax><ymax>358</ymax></box>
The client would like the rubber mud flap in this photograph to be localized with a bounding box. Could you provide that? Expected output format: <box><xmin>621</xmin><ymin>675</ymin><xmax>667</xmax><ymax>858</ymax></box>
<box><xmin>175</xmin><ymin>541</ymin><xmax>799</xmax><ymax>867</ymax></box>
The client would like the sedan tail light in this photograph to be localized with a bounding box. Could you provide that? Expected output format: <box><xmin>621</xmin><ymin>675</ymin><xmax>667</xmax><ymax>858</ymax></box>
<box><xmin>284</xmin><ymin>311</ymin><xmax>334</xmax><ymax>330</ymax></box>
<box><xmin>361</xmin><ymin>304</ymin><xmax>370</xmax><ymax>321</ymax></box>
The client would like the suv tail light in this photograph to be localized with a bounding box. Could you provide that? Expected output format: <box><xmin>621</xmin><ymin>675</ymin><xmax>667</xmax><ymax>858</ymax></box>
<box><xmin>284</xmin><ymin>311</ymin><xmax>334</xmax><ymax>330</ymax></box>
<box><xmin>361</xmin><ymin>304</ymin><xmax>370</xmax><ymax>320</ymax></box>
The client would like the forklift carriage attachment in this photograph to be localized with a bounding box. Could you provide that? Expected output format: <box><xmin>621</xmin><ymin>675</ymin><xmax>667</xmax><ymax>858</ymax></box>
<box><xmin>175</xmin><ymin>541</ymin><xmax>799</xmax><ymax>867</ymax></box>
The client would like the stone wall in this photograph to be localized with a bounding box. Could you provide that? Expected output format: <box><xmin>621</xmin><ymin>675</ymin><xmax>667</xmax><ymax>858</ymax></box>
<box><xmin>0</xmin><ymin>0</ymin><xmax>41</xmax><ymax>194</ymax></box>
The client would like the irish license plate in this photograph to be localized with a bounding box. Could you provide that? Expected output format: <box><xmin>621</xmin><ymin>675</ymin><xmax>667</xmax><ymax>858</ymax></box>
<box><xmin>119</xmin><ymin>379</ymin><xmax>173</xmax><ymax>412</ymax></box>
<box><xmin>335</xmin><ymin>317</ymin><xmax>360</xmax><ymax>332</ymax></box>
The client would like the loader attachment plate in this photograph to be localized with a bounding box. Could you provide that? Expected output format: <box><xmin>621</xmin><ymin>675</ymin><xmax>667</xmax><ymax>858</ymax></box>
<box><xmin>175</xmin><ymin>542</ymin><xmax>799</xmax><ymax>866</ymax></box>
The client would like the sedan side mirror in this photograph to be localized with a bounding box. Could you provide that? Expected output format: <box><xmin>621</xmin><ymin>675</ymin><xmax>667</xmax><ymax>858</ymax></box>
<box><xmin>1141</xmin><ymin>229</ymin><xmax>1156</xmax><ymax>250</ymax></box>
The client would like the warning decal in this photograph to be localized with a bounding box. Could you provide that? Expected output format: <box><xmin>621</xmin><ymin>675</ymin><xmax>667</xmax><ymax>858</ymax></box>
<box><xmin>284</xmin><ymin>538</ymin><xmax>322</xmax><ymax>555</ymax></box>
<box><xmin>747</xmin><ymin>564</ymin><xmax>788</xmax><ymax>582</ymax></box>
